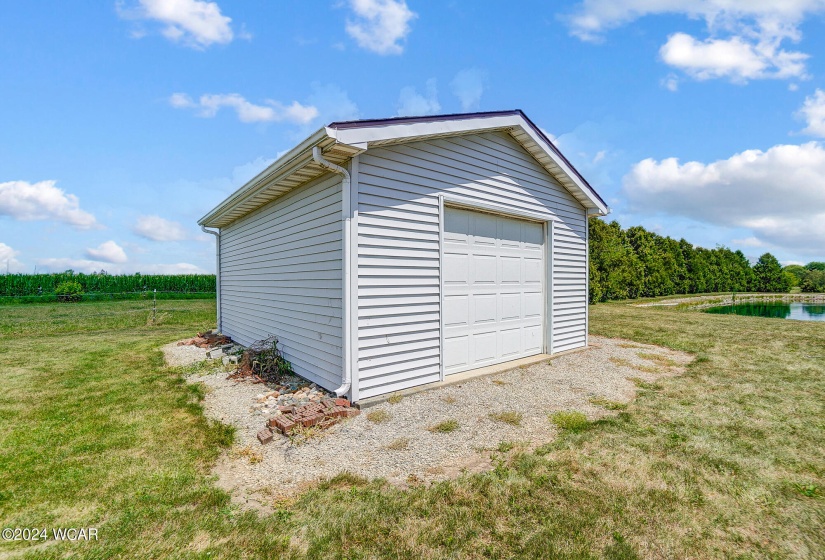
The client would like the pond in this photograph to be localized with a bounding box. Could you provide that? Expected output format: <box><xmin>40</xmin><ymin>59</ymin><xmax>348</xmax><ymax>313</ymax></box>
<box><xmin>704</xmin><ymin>302</ymin><xmax>825</xmax><ymax>322</ymax></box>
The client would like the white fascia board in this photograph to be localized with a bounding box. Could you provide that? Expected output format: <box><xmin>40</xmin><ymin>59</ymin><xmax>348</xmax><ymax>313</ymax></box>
<box><xmin>326</xmin><ymin>115</ymin><xmax>518</xmax><ymax>147</ymax></box>
<box><xmin>515</xmin><ymin>122</ymin><xmax>611</xmax><ymax>216</ymax></box>
<box><xmin>198</xmin><ymin>126</ymin><xmax>329</xmax><ymax>226</ymax></box>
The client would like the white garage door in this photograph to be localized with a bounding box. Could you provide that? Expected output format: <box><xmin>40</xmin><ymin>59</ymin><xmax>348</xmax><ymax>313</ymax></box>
<box><xmin>442</xmin><ymin>207</ymin><xmax>545</xmax><ymax>375</ymax></box>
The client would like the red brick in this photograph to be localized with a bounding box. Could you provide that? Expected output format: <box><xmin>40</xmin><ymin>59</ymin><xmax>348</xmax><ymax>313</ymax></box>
<box><xmin>278</xmin><ymin>405</ymin><xmax>295</xmax><ymax>413</ymax></box>
<box><xmin>322</xmin><ymin>399</ymin><xmax>335</xmax><ymax>409</ymax></box>
<box><xmin>272</xmin><ymin>416</ymin><xmax>297</xmax><ymax>434</ymax></box>
<box><xmin>334</xmin><ymin>398</ymin><xmax>350</xmax><ymax>407</ymax></box>
<box><xmin>257</xmin><ymin>428</ymin><xmax>274</xmax><ymax>444</ymax></box>
<box><xmin>344</xmin><ymin>408</ymin><xmax>360</xmax><ymax>418</ymax></box>
<box><xmin>301</xmin><ymin>413</ymin><xmax>325</xmax><ymax>427</ymax></box>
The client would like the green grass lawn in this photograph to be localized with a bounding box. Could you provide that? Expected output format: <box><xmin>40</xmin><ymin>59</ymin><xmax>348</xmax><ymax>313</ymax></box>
<box><xmin>0</xmin><ymin>299</ymin><xmax>822</xmax><ymax>559</ymax></box>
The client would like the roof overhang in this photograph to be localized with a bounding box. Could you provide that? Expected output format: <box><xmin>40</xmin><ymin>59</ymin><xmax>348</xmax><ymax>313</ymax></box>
<box><xmin>199</xmin><ymin>110</ymin><xmax>610</xmax><ymax>228</ymax></box>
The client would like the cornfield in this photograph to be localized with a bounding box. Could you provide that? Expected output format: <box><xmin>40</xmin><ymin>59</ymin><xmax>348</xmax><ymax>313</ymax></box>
<box><xmin>0</xmin><ymin>273</ymin><xmax>216</xmax><ymax>297</ymax></box>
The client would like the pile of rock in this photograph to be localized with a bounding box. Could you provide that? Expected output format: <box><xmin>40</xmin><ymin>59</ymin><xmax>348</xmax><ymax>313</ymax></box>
<box><xmin>257</xmin><ymin>397</ymin><xmax>360</xmax><ymax>443</ymax></box>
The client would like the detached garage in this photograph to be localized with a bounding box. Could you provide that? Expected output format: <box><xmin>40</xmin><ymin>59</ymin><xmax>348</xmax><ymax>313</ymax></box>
<box><xmin>199</xmin><ymin>110</ymin><xmax>609</xmax><ymax>402</ymax></box>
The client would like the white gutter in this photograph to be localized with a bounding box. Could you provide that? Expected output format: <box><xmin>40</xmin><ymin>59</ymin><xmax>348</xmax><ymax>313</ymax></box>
<box><xmin>312</xmin><ymin>146</ymin><xmax>352</xmax><ymax>398</ymax></box>
<box><xmin>200</xmin><ymin>226</ymin><xmax>222</xmax><ymax>333</ymax></box>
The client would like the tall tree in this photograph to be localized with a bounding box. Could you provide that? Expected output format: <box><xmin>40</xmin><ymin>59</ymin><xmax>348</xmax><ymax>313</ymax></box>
<box><xmin>753</xmin><ymin>253</ymin><xmax>790</xmax><ymax>293</ymax></box>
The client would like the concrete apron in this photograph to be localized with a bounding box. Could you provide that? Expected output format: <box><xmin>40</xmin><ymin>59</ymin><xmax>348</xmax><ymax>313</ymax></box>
<box><xmin>356</xmin><ymin>344</ymin><xmax>598</xmax><ymax>409</ymax></box>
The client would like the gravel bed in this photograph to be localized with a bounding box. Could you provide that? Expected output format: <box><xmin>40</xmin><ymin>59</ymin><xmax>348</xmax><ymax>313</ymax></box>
<box><xmin>169</xmin><ymin>336</ymin><xmax>692</xmax><ymax>510</ymax></box>
<box><xmin>161</xmin><ymin>341</ymin><xmax>209</xmax><ymax>367</ymax></box>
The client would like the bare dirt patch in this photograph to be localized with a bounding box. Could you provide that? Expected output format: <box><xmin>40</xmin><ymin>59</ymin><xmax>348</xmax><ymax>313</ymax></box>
<box><xmin>182</xmin><ymin>335</ymin><xmax>692</xmax><ymax>511</ymax></box>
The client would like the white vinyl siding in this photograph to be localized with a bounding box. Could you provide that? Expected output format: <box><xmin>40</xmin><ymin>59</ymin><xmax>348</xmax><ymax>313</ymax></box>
<box><xmin>356</xmin><ymin>131</ymin><xmax>588</xmax><ymax>398</ymax></box>
<box><xmin>552</xmin><ymin>219</ymin><xmax>588</xmax><ymax>352</ymax></box>
<box><xmin>220</xmin><ymin>174</ymin><xmax>344</xmax><ymax>390</ymax></box>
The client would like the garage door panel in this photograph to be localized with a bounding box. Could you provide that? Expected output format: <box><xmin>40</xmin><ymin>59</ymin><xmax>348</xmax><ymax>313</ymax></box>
<box><xmin>444</xmin><ymin>295</ymin><xmax>469</xmax><ymax>327</ymax></box>
<box><xmin>472</xmin><ymin>331</ymin><xmax>497</xmax><ymax>361</ymax></box>
<box><xmin>473</xmin><ymin>294</ymin><xmax>497</xmax><ymax>324</ymax></box>
<box><xmin>443</xmin><ymin>207</ymin><xmax>545</xmax><ymax>375</ymax></box>
<box><xmin>500</xmin><ymin>256</ymin><xmax>521</xmax><ymax>283</ymax></box>
<box><xmin>473</xmin><ymin>212</ymin><xmax>498</xmax><ymax>244</ymax></box>
<box><xmin>524</xmin><ymin>258</ymin><xmax>543</xmax><ymax>283</ymax></box>
<box><xmin>500</xmin><ymin>328</ymin><xmax>521</xmax><ymax>357</ymax></box>
<box><xmin>444</xmin><ymin>253</ymin><xmax>469</xmax><ymax>284</ymax></box>
<box><xmin>444</xmin><ymin>336</ymin><xmax>469</xmax><ymax>369</ymax></box>
<box><xmin>524</xmin><ymin>292</ymin><xmax>543</xmax><ymax>318</ymax></box>
<box><xmin>500</xmin><ymin>293</ymin><xmax>521</xmax><ymax>321</ymax></box>
<box><xmin>473</xmin><ymin>255</ymin><xmax>497</xmax><ymax>284</ymax></box>
<box><xmin>444</xmin><ymin>209</ymin><xmax>470</xmax><ymax>242</ymax></box>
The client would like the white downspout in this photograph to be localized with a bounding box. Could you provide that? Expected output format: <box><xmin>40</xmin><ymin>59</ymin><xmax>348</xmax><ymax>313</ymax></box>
<box><xmin>200</xmin><ymin>225</ymin><xmax>221</xmax><ymax>333</ymax></box>
<box><xmin>312</xmin><ymin>146</ymin><xmax>352</xmax><ymax>398</ymax></box>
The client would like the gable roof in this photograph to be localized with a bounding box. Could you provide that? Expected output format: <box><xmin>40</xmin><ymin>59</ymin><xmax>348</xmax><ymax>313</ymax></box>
<box><xmin>199</xmin><ymin>110</ymin><xmax>609</xmax><ymax>228</ymax></box>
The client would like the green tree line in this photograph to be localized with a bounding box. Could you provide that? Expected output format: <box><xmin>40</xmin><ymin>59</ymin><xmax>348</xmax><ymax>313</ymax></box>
<box><xmin>588</xmin><ymin>219</ymin><xmax>824</xmax><ymax>303</ymax></box>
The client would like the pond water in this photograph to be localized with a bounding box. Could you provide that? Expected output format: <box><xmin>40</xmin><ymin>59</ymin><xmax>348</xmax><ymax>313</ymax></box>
<box><xmin>704</xmin><ymin>302</ymin><xmax>825</xmax><ymax>322</ymax></box>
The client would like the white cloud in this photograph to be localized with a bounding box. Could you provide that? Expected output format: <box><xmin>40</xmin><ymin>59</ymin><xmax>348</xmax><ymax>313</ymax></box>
<box><xmin>0</xmin><ymin>180</ymin><xmax>98</xmax><ymax>229</ymax></box>
<box><xmin>85</xmin><ymin>241</ymin><xmax>128</xmax><ymax>264</ymax></box>
<box><xmin>660</xmin><ymin>32</ymin><xmax>807</xmax><ymax>82</ymax></box>
<box><xmin>133</xmin><ymin>215</ymin><xmax>190</xmax><ymax>241</ymax></box>
<box><xmin>797</xmin><ymin>89</ymin><xmax>825</xmax><ymax>137</ymax></box>
<box><xmin>732</xmin><ymin>236</ymin><xmax>766</xmax><ymax>248</ymax></box>
<box><xmin>0</xmin><ymin>242</ymin><xmax>24</xmax><ymax>273</ymax></box>
<box><xmin>450</xmin><ymin>68</ymin><xmax>487</xmax><ymax>111</ymax></box>
<box><xmin>345</xmin><ymin>0</ymin><xmax>417</xmax><ymax>55</ymax></box>
<box><xmin>661</xmin><ymin>73</ymin><xmax>679</xmax><ymax>91</ymax></box>
<box><xmin>592</xmin><ymin>150</ymin><xmax>607</xmax><ymax>163</ymax></box>
<box><xmin>624</xmin><ymin>141</ymin><xmax>825</xmax><ymax>253</ymax></box>
<box><xmin>397</xmin><ymin>78</ymin><xmax>440</xmax><ymax>117</ymax></box>
<box><xmin>35</xmin><ymin>257</ymin><xmax>207</xmax><ymax>275</ymax></box>
<box><xmin>169</xmin><ymin>93</ymin><xmax>318</xmax><ymax>124</ymax></box>
<box><xmin>566</xmin><ymin>0</ymin><xmax>825</xmax><ymax>82</ymax></box>
<box><xmin>119</xmin><ymin>0</ymin><xmax>234</xmax><ymax>48</ymax></box>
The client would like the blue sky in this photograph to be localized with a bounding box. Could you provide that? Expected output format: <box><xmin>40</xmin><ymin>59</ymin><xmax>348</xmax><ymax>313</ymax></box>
<box><xmin>2</xmin><ymin>0</ymin><xmax>825</xmax><ymax>274</ymax></box>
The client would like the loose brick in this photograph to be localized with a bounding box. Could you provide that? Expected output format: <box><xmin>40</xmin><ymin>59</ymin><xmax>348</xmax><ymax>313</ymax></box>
<box><xmin>344</xmin><ymin>408</ymin><xmax>360</xmax><ymax>418</ymax></box>
<box><xmin>334</xmin><ymin>398</ymin><xmax>350</xmax><ymax>407</ymax></box>
<box><xmin>273</xmin><ymin>416</ymin><xmax>297</xmax><ymax>434</ymax></box>
<box><xmin>278</xmin><ymin>405</ymin><xmax>295</xmax><ymax>413</ymax></box>
<box><xmin>257</xmin><ymin>428</ymin><xmax>274</xmax><ymax>444</ymax></box>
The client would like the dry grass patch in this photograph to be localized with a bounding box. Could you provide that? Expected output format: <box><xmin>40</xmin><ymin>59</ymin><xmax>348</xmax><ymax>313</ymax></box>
<box><xmin>637</xmin><ymin>351</ymin><xmax>679</xmax><ymax>367</ymax></box>
<box><xmin>385</xmin><ymin>437</ymin><xmax>410</xmax><ymax>451</ymax></box>
<box><xmin>366</xmin><ymin>409</ymin><xmax>390</xmax><ymax>424</ymax></box>
<box><xmin>628</xmin><ymin>377</ymin><xmax>663</xmax><ymax>391</ymax></box>
<box><xmin>488</xmin><ymin>411</ymin><xmax>522</xmax><ymax>425</ymax></box>
<box><xmin>233</xmin><ymin>445</ymin><xmax>263</xmax><ymax>464</ymax></box>
<box><xmin>428</xmin><ymin>419</ymin><xmax>459</xmax><ymax>433</ymax></box>
<box><xmin>440</xmin><ymin>395</ymin><xmax>457</xmax><ymax>404</ymax></box>
<box><xmin>387</xmin><ymin>393</ymin><xmax>403</xmax><ymax>404</ymax></box>
<box><xmin>589</xmin><ymin>396</ymin><xmax>628</xmax><ymax>411</ymax></box>
<box><xmin>610</xmin><ymin>356</ymin><xmax>660</xmax><ymax>373</ymax></box>
<box><xmin>617</xmin><ymin>342</ymin><xmax>643</xmax><ymax>348</ymax></box>
<box><xmin>491</xmin><ymin>378</ymin><xmax>508</xmax><ymax>386</ymax></box>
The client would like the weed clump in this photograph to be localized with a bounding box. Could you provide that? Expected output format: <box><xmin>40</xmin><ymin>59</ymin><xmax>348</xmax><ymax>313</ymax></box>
<box><xmin>428</xmin><ymin>419</ymin><xmax>459</xmax><ymax>433</ymax></box>
<box><xmin>589</xmin><ymin>396</ymin><xmax>628</xmax><ymax>410</ymax></box>
<box><xmin>489</xmin><ymin>411</ymin><xmax>522</xmax><ymax>425</ymax></box>
<box><xmin>237</xmin><ymin>335</ymin><xmax>294</xmax><ymax>383</ymax></box>
<box><xmin>385</xmin><ymin>437</ymin><xmax>410</xmax><ymax>450</ymax></box>
<box><xmin>366</xmin><ymin>409</ymin><xmax>390</xmax><ymax>424</ymax></box>
<box><xmin>550</xmin><ymin>411</ymin><xmax>590</xmax><ymax>432</ymax></box>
